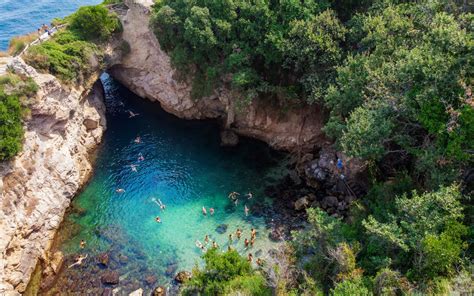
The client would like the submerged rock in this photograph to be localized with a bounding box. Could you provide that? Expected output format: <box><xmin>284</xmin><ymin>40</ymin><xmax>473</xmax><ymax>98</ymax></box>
<box><xmin>129</xmin><ymin>288</ymin><xmax>143</xmax><ymax>296</ymax></box>
<box><xmin>165</xmin><ymin>264</ymin><xmax>178</xmax><ymax>276</ymax></box>
<box><xmin>294</xmin><ymin>196</ymin><xmax>310</xmax><ymax>211</ymax></box>
<box><xmin>145</xmin><ymin>274</ymin><xmax>157</xmax><ymax>286</ymax></box>
<box><xmin>101</xmin><ymin>271</ymin><xmax>120</xmax><ymax>285</ymax></box>
<box><xmin>153</xmin><ymin>286</ymin><xmax>166</xmax><ymax>296</ymax></box>
<box><xmin>174</xmin><ymin>271</ymin><xmax>191</xmax><ymax>283</ymax></box>
<box><xmin>102</xmin><ymin>287</ymin><xmax>114</xmax><ymax>296</ymax></box>
<box><xmin>220</xmin><ymin>130</ymin><xmax>239</xmax><ymax>146</ymax></box>
<box><xmin>215</xmin><ymin>224</ymin><xmax>228</xmax><ymax>234</ymax></box>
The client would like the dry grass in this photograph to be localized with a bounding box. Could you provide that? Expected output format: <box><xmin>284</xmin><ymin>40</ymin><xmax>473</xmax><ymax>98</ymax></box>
<box><xmin>8</xmin><ymin>33</ymin><xmax>38</xmax><ymax>56</ymax></box>
<box><xmin>0</xmin><ymin>51</ymin><xmax>10</xmax><ymax>57</ymax></box>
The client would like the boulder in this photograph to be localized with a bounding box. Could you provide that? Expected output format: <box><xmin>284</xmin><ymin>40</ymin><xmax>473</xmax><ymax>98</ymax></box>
<box><xmin>220</xmin><ymin>130</ymin><xmax>239</xmax><ymax>146</ymax></box>
<box><xmin>215</xmin><ymin>224</ymin><xmax>228</xmax><ymax>234</ymax></box>
<box><xmin>174</xmin><ymin>271</ymin><xmax>191</xmax><ymax>283</ymax></box>
<box><xmin>294</xmin><ymin>196</ymin><xmax>310</xmax><ymax>211</ymax></box>
<box><xmin>321</xmin><ymin>196</ymin><xmax>338</xmax><ymax>209</ymax></box>
<box><xmin>129</xmin><ymin>288</ymin><xmax>143</xmax><ymax>296</ymax></box>
<box><xmin>269</xmin><ymin>228</ymin><xmax>283</xmax><ymax>242</ymax></box>
<box><xmin>102</xmin><ymin>287</ymin><xmax>113</xmax><ymax>296</ymax></box>
<box><xmin>101</xmin><ymin>270</ymin><xmax>119</xmax><ymax>285</ymax></box>
<box><xmin>152</xmin><ymin>286</ymin><xmax>166</xmax><ymax>296</ymax></box>
<box><xmin>83</xmin><ymin>118</ymin><xmax>99</xmax><ymax>130</ymax></box>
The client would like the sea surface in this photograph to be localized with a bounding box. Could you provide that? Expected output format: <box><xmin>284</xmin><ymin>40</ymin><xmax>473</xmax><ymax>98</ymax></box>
<box><xmin>0</xmin><ymin>0</ymin><xmax>101</xmax><ymax>50</ymax></box>
<box><xmin>38</xmin><ymin>74</ymin><xmax>287</xmax><ymax>294</ymax></box>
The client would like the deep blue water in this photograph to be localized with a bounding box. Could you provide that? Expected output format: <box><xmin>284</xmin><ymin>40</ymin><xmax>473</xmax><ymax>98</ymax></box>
<box><xmin>0</xmin><ymin>0</ymin><xmax>101</xmax><ymax>50</ymax></box>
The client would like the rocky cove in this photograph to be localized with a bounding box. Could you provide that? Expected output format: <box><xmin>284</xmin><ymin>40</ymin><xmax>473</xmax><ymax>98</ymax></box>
<box><xmin>0</xmin><ymin>1</ymin><xmax>367</xmax><ymax>295</ymax></box>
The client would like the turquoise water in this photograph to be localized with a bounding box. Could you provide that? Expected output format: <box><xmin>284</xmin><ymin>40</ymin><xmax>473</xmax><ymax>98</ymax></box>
<box><xmin>0</xmin><ymin>0</ymin><xmax>101</xmax><ymax>50</ymax></box>
<box><xmin>46</xmin><ymin>75</ymin><xmax>286</xmax><ymax>294</ymax></box>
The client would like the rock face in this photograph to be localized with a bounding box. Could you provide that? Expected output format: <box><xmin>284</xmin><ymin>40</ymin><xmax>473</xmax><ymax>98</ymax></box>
<box><xmin>0</xmin><ymin>58</ymin><xmax>105</xmax><ymax>295</ymax></box>
<box><xmin>108</xmin><ymin>0</ymin><xmax>326</xmax><ymax>151</ymax></box>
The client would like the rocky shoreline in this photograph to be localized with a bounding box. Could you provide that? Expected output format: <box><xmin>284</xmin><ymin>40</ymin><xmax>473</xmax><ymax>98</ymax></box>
<box><xmin>0</xmin><ymin>58</ymin><xmax>106</xmax><ymax>295</ymax></box>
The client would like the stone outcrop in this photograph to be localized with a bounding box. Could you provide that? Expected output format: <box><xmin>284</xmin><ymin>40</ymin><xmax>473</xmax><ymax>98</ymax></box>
<box><xmin>108</xmin><ymin>0</ymin><xmax>327</xmax><ymax>151</ymax></box>
<box><xmin>0</xmin><ymin>58</ymin><xmax>105</xmax><ymax>295</ymax></box>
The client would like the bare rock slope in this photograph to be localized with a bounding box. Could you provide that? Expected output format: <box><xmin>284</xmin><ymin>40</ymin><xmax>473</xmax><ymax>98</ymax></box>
<box><xmin>0</xmin><ymin>59</ymin><xmax>106</xmax><ymax>295</ymax></box>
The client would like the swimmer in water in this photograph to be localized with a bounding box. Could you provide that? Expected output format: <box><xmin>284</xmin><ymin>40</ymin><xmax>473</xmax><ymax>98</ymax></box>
<box><xmin>202</xmin><ymin>206</ymin><xmax>207</xmax><ymax>215</ymax></box>
<box><xmin>130</xmin><ymin>164</ymin><xmax>138</xmax><ymax>172</ymax></box>
<box><xmin>155</xmin><ymin>216</ymin><xmax>161</xmax><ymax>223</ymax></box>
<box><xmin>210</xmin><ymin>208</ymin><xmax>214</xmax><ymax>215</ymax></box>
<box><xmin>244</xmin><ymin>205</ymin><xmax>249</xmax><ymax>216</ymax></box>
<box><xmin>234</xmin><ymin>198</ymin><xmax>239</xmax><ymax>206</ymax></box>
<box><xmin>204</xmin><ymin>235</ymin><xmax>209</xmax><ymax>244</ymax></box>
<box><xmin>68</xmin><ymin>254</ymin><xmax>88</xmax><ymax>268</ymax></box>
<box><xmin>116</xmin><ymin>188</ymin><xmax>125</xmax><ymax>193</ymax></box>
<box><xmin>80</xmin><ymin>240</ymin><xmax>86</xmax><ymax>249</ymax></box>
<box><xmin>247</xmin><ymin>253</ymin><xmax>253</xmax><ymax>262</ymax></box>
<box><xmin>236</xmin><ymin>228</ymin><xmax>242</xmax><ymax>239</ymax></box>
<box><xmin>250</xmin><ymin>237</ymin><xmax>255</xmax><ymax>247</ymax></box>
<box><xmin>196</xmin><ymin>240</ymin><xmax>204</xmax><ymax>249</ymax></box>
<box><xmin>247</xmin><ymin>192</ymin><xmax>253</xmax><ymax>199</ymax></box>
<box><xmin>228</xmin><ymin>191</ymin><xmax>240</xmax><ymax>200</ymax></box>
<box><xmin>138</xmin><ymin>153</ymin><xmax>144</xmax><ymax>161</ymax></box>
<box><xmin>228</xmin><ymin>234</ymin><xmax>233</xmax><ymax>243</ymax></box>
<box><xmin>244</xmin><ymin>238</ymin><xmax>249</xmax><ymax>248</ymax></box>
<box><xmin>251</xmin><ymin>228</ymin><xmax>257</xmax><ymax>239</ymax></box>
<box><xmin>128</xmin><ymin>110</ymin><xmax>140</xmax><ymax>118</ymax></box>
<box><xmin>134</xmin><ymin>136</ymin><xmax>141</xmax><ymax>143</ymax></box>
<box><xmin>212</xmin><ymin>241</ymin><xmax>219</xmax><ymax>249</ymax></box>
<box><xmin>158</xmin><ymin>199</ymin><xmax>166</xmax><ymax>210</ymax></box>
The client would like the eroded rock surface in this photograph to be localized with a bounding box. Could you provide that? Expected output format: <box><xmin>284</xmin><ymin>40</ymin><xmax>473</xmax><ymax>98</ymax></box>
<box><xmin>0</xmin><ymin>58</ymin><xmax>105</xmax><ymax>295</ymax></box>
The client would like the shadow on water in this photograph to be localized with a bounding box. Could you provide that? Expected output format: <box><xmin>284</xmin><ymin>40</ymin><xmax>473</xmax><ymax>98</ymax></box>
<box><xmin>39</xmin><ymin>74</ymin><xmax>291</xmax><ymax>295</ymax></box>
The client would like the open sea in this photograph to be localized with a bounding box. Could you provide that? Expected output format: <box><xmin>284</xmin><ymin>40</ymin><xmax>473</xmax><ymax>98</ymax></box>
<box><xmin>0</xmin><ymin>0</ymin><xmax>101</xmax><ymax>50</ymax></box>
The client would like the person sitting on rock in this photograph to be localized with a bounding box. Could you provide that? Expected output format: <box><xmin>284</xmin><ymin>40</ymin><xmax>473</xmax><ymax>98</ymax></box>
<box><xmin>68</xmin><ymin>254</ymin><xmax>88</xmax><ymax>268</ymax></box>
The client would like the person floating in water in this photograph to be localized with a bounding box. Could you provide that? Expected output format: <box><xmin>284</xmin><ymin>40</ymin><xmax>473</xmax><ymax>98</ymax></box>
<box><xmin>155</xmin><ymin>216</ymin><xmax>162</xmax><ymax>223</ymax></box>
<box><xmin>116</xmin><ymin>188</ymin><xmax>125</xmax><ymax>193</ymax></box>
<box><xmin>228</xmin><ymin>191</ymin><xmax>239</xmax><ymax>200</ymax></box>
<box><xmin>202</xmin><ymin>206</ymin><xmax>207</xmax><ymax>215</ymax></box>
<box><xmin>134</xmin><ymin>136</ymin><xmax>141</xmax><ymax>143</ymax></box>
<box><xmin>251</xmin><ymin>228</ymin><xmax>257</xmax><ymax>239</ymax></box>
<box><xmin>236</xmin><ymin>228</ymin><xmax>242</xmax><ymax>239</ymax></box>
<box><xmin>138</xmin><ymin>153</ymin><xmax>144</xmax><ymax>161</ymax></box>
<box><xmin>246</xmin><ymin>192</ymin><xmax>253</xmax><ymax>199</ymax></box>
<box><xmin>244</xmin><ymin>238</ymin><xmax>249</xmax><ymax>248</ymax></box>
<box><xmin>196</xmin><ymin>240</ymin><xmax>205</xmax><ymax>251</ymax></box>
<box><xmin>80</xmin><ymin>240</ymin><xmax>86</xmax><ymax>249</ymax></box>
<box><xmin>244</xmin><ymin>205</ymin><xmax>249</xmax><ymax>216</ymax></box>
<box><xmin>247</xmin><ymin>253</ymin><xmax>253</xmax><ymax>262</ymax></box>
<box><xmin>210</xmin><ymin>208</ymin><xmax>215</xmax><ymax>215</ymax></box>
<box><xmin>128</xmin><ymin>110</ymin><xmax>140</xmax><ymax>118</ymax></box>
<box><xmin>130</xmin><ymin>164</ymin><xmax>138</xmax><ymax>172</ymax></box>
<box><xmin>212</xmin><ymin>241</ymin><xmax>219</xmax><ymax>249</ymax></box>
<box><xmin>155</xmin><ymin>198</ymin><xmax>166</xmax><ymax>210</ymax></box>
<box><xmin>228</xmin><ymin>234</ymin><xmax>233</xmax><ymax>243</ymax></box>
<box><xmin>68</xmin><ymin>254</ymin><xmax>88</xmax><ymax>268</ymax></box>
<box><xmin>204</xmin><ymin>235</ymin><xmax>209</xmax><ymax>244</ymax></box>
<box><xmin>234</xmin><ymin>198</ymin><xmax>239</xmax><ymax>206</ymax></box>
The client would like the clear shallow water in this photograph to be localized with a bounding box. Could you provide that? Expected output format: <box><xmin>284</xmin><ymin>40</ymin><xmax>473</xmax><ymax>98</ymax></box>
<box><xmin>45</xmin><ymin>75</ymin><xmax>287</xmax><ymax>294</ymax></box>
<box><xmin>0</xmin><ymin>0</ymin><xmax>101</xmax><ymax>50</ymax></box>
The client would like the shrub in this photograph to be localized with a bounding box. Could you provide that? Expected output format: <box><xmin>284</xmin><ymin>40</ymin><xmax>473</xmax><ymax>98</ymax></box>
<box><xmin>8</xmin><ymin>33</ymin><xmax>37</xmax><ymax>56</ymax></box>
<box><xmin>182</xmin><ymin>248</ymin><xmax>271</xmax><ymax>295</ymax></box>
<box><xmin>331</xmin><ymin>277</ymin><xmax>371</xmax><ymax>296</ymax></box>
<box><xmin>69</xmin><ymin>5</ymin><xmax>120</xmax><ymax>42</ymax></box>
<box><xmin>0</xmin><ymin>73</ymin><xmax>38</xmax><ymax>160</ymax></box>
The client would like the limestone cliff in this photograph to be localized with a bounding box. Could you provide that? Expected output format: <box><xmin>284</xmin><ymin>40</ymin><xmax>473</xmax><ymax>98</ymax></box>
<box><xmin>108</xmin><ymin>0</ymin><xmax>328</xmax><ymax>151</ymax></box>
<box><xmin>0</xmin><ymin>58</ymin><xmax>106</xmax><ymax>295</ymax></box>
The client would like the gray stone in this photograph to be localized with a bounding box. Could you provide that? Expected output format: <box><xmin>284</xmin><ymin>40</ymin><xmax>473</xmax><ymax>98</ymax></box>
<box><xmin>220</xmin><ymin>130</ymin><xmax>239</xmax><ymax>146</ymax></box>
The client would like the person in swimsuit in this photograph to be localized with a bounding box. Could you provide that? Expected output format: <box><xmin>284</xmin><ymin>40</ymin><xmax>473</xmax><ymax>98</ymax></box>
<box><xmin>116</xmin><ymin>188</ymin><xmax>125</xmax><ymax>193</ymax></box>
<box><xmin>247</xmin><ymin>253</ymin><xmax>253</xmax><ymax>262</ymax></box>
<box><xmin>244</xmin><ymin>205</ymin><xmax>249</xmax><ymax>216</ymax></box>
<box><xmin>210</xmin><ymin>208</ymin><xmax>214</xmax><ymax>215</ymax></box>
<box><xmin>155</xmin><ymin>216</ymin><xmax>161</xmax><ymax>223</ymax></box>
<box><xmin>68</xmin><ymin>254</ymin><xmax>88</xmax><ymax>268</ymax></box>
<box><xmin>236</xmin><ymin>228</ymin><xmax>242</xmax><ymax>239</ymax></box>
<box><xmin>204</xmin><ymin>235</ymin><xmax>209</xmax><ymax>244</ymax></box>
<box><xmin>202</xmin><ymin>206</ymin><xmax>207</xmax><ymax>215</ymax></box>
<box><xmin>244</xmin><ymin>238</ymin><xmax>249</xmax><ymax>248</ymax></box>
<box><xmin>247</xmin><ymin>192</ymin><xmax>253</xmax><ymax>199</ymax></box>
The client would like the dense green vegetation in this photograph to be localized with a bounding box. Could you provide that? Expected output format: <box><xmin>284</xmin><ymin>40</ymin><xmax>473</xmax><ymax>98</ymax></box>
<box><xmin>152</xmin><ymin>0</ymin><xmax>473</xmax><ymax>294</ymax></box>
<box><xmin>182</xmin><ymin>248</ymin><xmax>271</xmax><ymax>295</ymax></box>
<box><xmin>0</xmin><ymin>73</ymin><xmax>38</xmax><ymax>160</ymax></box>
<box><xmin>24</xmin><ymin>4</ymin><xmax>120</xmax><ymax>82</ymax></box>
